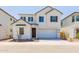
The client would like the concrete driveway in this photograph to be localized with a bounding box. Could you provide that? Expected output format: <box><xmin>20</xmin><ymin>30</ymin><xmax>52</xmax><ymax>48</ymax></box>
<box><xmin>0</xmin><ymin>39</ymin><xmax>79</xmax><ymax>53</ymax></box>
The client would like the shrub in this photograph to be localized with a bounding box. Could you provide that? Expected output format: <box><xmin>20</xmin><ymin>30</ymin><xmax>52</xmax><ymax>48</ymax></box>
<box><xmin>76</xmin><ymin>32</ymin><xmax>79</xmax><ymax>39</ymax></box>
<box><xmin>65</xmin><ymin>33</ymin><xmax>69</xmax><ymax>38</ymax></box>
<box><xmin>60</xmin><ymin>32</ymin><xmax>66</xmax><ymax>40</ymax></box>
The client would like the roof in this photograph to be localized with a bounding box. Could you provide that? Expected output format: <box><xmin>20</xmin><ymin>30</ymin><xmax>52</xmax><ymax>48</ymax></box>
<box><xmin>18</xmin><ymin>6</ymin><xmax>63</xmax><ymax>15</ymax></box>
<box><xmin>11</xmin><ymin>19</ymin><xmax>30</xmax><ymax>25</ymax></box>
<box><xmin>18</xmin><ymin>6</ymin><xmax>53</xmax><ymax>15</ymax></box>
<box><xmin>0</xmin><ymin>8</ymin><xmax>17</xmax><ymax>20</ymax></box>
<box><xmin>62</xmin><ymin>12</ymin><xmax>79</xmax><ymax>21</ymax></box>
<box><xmin>30</xmin><ymin>23</ymin><xmax>38</xmax><ymax>25</ymax></box>
<box><xmin>19</xmin><ymin>14</ymin><xmax>34</xmax><ymax>15</ymax></box>
<box><xmin>35</xmin><ymin>6</ymin><xmax>53</xmax><ymax>14</ymax></box>
<box><xmin>45</xmin><ymin>8</ymin><xmax>63</xmax><ymax>14</ymax></box>
<box><xmin>45</xmin><ymin>9</ymin><xmax>53</xmax><ymax>14</ymax></box>
<box><xmin>35</xmin><ymin>6</ymin><xmax>63</xmax><ymax>14</ymax></box>
<box><xmin>11</xmin><ymin>19</ymin><xmax>38</xmax><ymax>25</ymax></box>
<box><xmin>54</xmin><ymin>8</ymin><xmax>63</xmax><ymax>14</ymax></box>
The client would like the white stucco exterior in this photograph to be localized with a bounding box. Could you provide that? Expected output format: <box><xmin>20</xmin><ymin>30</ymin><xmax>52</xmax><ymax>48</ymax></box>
<box><xmin>0</xmin><ymin>8</ymin><xmax>16</xmax><ymax>40</ymax></box>
<box><xmin>0</xmin><ymin>6</ymin><xmax>63</xmax><ymax>40</ymax></box>
<box><xmin>18</xmin><ymin>6</ymin><xmax>62</xmax><ymax>40</ymax></box>
<box><xmin>12</xmin><ymin>20</ymin><xmax>32</xmax><ymax>40</ymax></box>
<box><xmin>61</xmin><ymin>12</ymin><xmax>79</xmax><ymax>39</ymax></box>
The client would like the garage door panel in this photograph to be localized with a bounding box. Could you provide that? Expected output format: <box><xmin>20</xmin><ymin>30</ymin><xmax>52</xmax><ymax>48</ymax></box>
<box><xmin>38</xmin><ymin>29</ymin><xmax>59</xmax><ymax>39</ymax></box>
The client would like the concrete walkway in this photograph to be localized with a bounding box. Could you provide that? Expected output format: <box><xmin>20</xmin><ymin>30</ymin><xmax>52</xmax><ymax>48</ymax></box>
<box><xmin>0</xmin><ymin>40</ymin><xmax>79</xmax><ymax>53</ymax></box>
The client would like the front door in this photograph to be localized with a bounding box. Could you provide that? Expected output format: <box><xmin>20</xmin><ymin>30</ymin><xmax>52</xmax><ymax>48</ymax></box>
<box><xmin>32</xmin><ymin>28</ymin><xmax>36</xmax><ymax>38</ymax></box>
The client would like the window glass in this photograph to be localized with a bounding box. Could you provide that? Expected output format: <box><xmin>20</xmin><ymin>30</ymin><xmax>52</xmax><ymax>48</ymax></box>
<box><xmin>19</xmin><ymin>28</ymin><xmax>24</xmax><ymax>35</ymax></box>
<box><xmin>28</xmin><ymin>17</ymin><xmax>33</xmax><ymax>22</ymax></box>
<box><xmin>39</xmin><ymin>16</ymin><xmax>44</xmax><ymax>22</ymax></box>
<box><xmin>50</xmin><ymin>16</ymin><xmax>58</xmax><ymax>22</ymax></box>
<box><xmin>76</xmin><ymin>16</ymin><xmax>79</xmax><ymax>21</ymax></box>
<box><xmin>72</xmin><ymin>16</ymin><xmax>75</xmax><ymax>22</ymax></box>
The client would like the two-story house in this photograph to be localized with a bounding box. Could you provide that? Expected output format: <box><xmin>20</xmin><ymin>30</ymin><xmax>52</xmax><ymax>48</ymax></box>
<box><xmin>0</xmin><ymin>8</ymin><xmax>16</xmax><ymax>40</ymax></box>
<box><xmin>12</xmin><ymin>6</ymin><xmax>63</xmax><ymax>40</ymax></box>
<box><xmin>61</xmin><ymin>12</ymin><xmax>79</xmax><ymax>39</ymax></box>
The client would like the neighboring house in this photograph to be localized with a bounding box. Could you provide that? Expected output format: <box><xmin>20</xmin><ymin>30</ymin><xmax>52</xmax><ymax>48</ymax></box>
<box><xmin>0</xmin><ymin>8</ymin><xmax>17</xmax><ymax>40</ymax></box>
<box><xmin>12</xmin><ymin>6</ymin><xmax>63</xmax><ymax>40</ymax></box>
<box><xmin>61</xmin><ymin>12</ymin><xmax>79</xmax><ymax>39</ymax></box>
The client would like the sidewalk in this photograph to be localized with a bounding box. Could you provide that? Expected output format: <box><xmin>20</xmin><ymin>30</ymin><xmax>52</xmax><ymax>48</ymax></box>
<box><xmin>0</xmin><ymin>40</ymin><xmax>79</xmax><ymax>53</ymax></box>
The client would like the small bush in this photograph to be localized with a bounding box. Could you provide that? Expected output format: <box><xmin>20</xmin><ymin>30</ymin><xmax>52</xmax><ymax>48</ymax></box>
<box><xmin>76</xmin><ymin>33</ymin><xmax>79</xmax><ymax>39</ymax></box>
<box><xmin>60</xmin><ymin>32</ymin><xmax>66</xmax><ymax>40</ymax></box>
<box><xmin>67</xmin><ymin>37</ymin><xmax>74</xmax><ymax>42</ymax></box>
<box><xmin>65</xmin><ymin>33</ymin><xmax>69</xmax><ymax>38</ymax></box>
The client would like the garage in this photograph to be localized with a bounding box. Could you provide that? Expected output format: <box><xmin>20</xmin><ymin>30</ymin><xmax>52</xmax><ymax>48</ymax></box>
<box><xmin>37</xmin><ymin>29</ymin><xmax>60</xmax><ymax>39</ymax></box>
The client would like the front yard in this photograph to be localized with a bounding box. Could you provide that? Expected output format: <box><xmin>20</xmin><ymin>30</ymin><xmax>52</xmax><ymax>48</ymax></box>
<box><xmin>0</xmin><ymin>39</ymin><xmax>79</xmax><ymax>53</ymax></box>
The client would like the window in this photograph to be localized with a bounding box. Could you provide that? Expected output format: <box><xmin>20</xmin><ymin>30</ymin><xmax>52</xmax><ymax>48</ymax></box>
<box><xmin>10</xmin><ymin>18</ymin><xmax>12</xmax><ymax>21</ymax></box>
<box><xmin>20</xmin><ymin>17</ymin><xmax>26</xmax><ymax>21</ymax></box>
<box><xmin>61</xmin><ymin>21</ymin><xmax>63</xmax><ymax>26</ymax></box>
<box><xmin>39</xmin><ymin>16</ymin><xmax>44</xmax><ymax>22</ymax></box>
<box><xmin>0</xmin><ymin>24</ymin><xmax>2</xmax><ymax>26</ymax></box>
<box><xmin>10</xmin><ymin>29</ymin><xmax>12</xmax><ymax>32</ymax></box>
<box><xmin>28</xmin><ymin>17</ymin><xmax>33</xmax><ymax>22</ymax></box>
<box><xmin>72</xmin><ymin>16</ymin><xmax>75</xmax><ymax>22</ymax></box>
<box><xmin>23</xmin><ymin>17</ymin><xmax>26</xmax><ymax>21</ymax></box>
<box><xmin>31</xmin><ymin>17</ymin><xmax>33</xmax><ymax>21</ymax></box>
<box><xmin>13</xmin><ymin>20</ymin><xmax>15</xmax><ymax>23</ymax></box>
<box><xmin>50</xmin><ymin>16</ymin><xmax>58</xmax><ymax>22</ymax></box>
<box><xmin>28</xmin><ymin>17</ymin><xmax>30</xmax><ymax>22</ymax></box>
<box><xmin>76</xmin><ymin>16</ymin><xmax>79</xmax><ymax>21</ymax></box>
<box><xmin>19</xmin><ymin>28</ymin><xmax>24</xmax><ymax>35</ymax></box>
<box><xmin>20</xmin><ymin>17</ymin><xmax>23</xmax><ymax>19</ymax></box>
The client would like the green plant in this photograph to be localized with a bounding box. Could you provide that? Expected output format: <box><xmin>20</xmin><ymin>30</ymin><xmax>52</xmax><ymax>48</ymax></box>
<box><xmin>60</xmin><ymin>32</ymin><xmax>66</xmax><ymax>40</ymax></box>
<box><xmin>76</xmin><ymin>32</ymin><xmax>79</xmax><ymax>39</ymax></box>
<box><xmin>67</xmin><ymin>38</ymin><xmax>73</xmax><ymax>42</ymax></box>
<box><xmin>65</xmin><ymin>33</ymin><xmax>69</xmax><ymax>38</ymax></box>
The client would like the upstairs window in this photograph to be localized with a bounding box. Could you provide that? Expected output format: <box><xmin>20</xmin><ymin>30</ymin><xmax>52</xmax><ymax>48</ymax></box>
<box><xmin>72</xmin><ymin>16</ymin><xmax>75</xmax><ymax>22</ymax></box>
<box><xmin>23</xmin><ymin>17</ymin><xmax>26</xmax><ymax>21</ymax></box>
<box><xmin>0</xmin><ymin>24</ymin><xmax>2</xmax><ymax>26</ymax></box>
<box><xmin>10</xmin><ymin>18</ymin><xmax>12</xmax><ymax>21</ymax></box>
<box><xmin>50</xmin><ymin>16</ymin><xmax>58</xmax><ymax>22</ymax></box>
<box><xmin>61</xmin><ymin>21</ymin><xmax>63</xmax><ymax>26</ymax></box>
<box><xmin>20</xmin><ymin>17</ymin><xmax>23</xmax><ymax>19</ymax></box>
<box><xmin>10</xmin><ymin>29</ymin><xmax>12</xmax><ymax>32</ymax></box>
<box><xmin>28</xmin><ymin>17</ymin><xmax>33</xmax><ymax>22</ymax></box>
<box><xmin>39</xmin><ymin>16</ymin><xmax>44</xmax><ymax>22</ymax></box>
<box><xmin>20</xmin><ymin>17</ymin><xmax>26</xmax><ymax>21</ymax></box>
<box><xmin>28</xmin><ymin>17</ymin><xmax>30</xmax><ymax>22</ymax></box>
<box><xmin>13</xmin><ymin>20</ymin><xmax>15</xmax><ymax>23</ymax></box>
<box><xmin>76</xmin><ymin>16</ymin><xmax>79</xmax><ymax>21</ymax></box>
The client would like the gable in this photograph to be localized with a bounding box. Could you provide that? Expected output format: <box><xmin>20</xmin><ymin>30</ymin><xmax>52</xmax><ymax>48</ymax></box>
<box><xmin>46</xmin><ymin>9</ymin><xmax>63</xmax><ymax>15</ymax></box>
<box><xmin>12</xmin><ymin>19</ymin><xmax>31</xmax><ymax>26</ymax></box>
<box><xmin>62</xmin><ymin>12</ymin><xmax>79</xmax><ymax>21</ymax></box>
<box><xmin>46</xmin><ymin>9</ymin><xmax>62</xmax><ymax>16</ymax></box>
<box><xmin>35</xmin><ymin>6</ymin><xmax>53</xmax><ymax>15</ymax></box>
<box><xmin>61</xmin><ymin>12</ymin><xmax>79</xmax><ymax>27</ymax></box>
<box><xmin>0</xmin><ymin>8</ymin><xmax>17</xmax><ymax>21</ymax></box>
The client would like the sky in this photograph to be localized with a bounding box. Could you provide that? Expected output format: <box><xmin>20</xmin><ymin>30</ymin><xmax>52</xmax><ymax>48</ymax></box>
<box><xmin>0</xmin><ymin>6</ymin><xmax>79</xmax><ymax>19</ymax></box>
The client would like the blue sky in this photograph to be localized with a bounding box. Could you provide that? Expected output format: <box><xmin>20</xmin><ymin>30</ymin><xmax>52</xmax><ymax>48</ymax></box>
<box><xmin>0</xmin><ymin>6</ymin><xmax>79</xmax><ymax>19</ymax></box>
